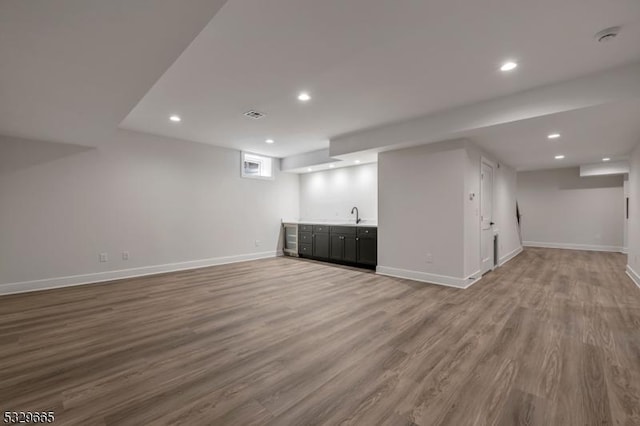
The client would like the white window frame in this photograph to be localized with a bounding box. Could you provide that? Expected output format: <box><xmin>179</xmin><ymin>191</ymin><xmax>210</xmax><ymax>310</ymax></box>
<box><xmin>241</xmin><ymin>152</ymin><xmax>274</xmax><ymax>180</ymax></box>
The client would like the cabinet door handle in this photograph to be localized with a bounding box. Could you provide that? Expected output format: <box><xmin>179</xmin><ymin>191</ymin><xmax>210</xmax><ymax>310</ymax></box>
<box><xmin>356</xmin><ymin>237</ymin><xmax>359</xmax><ymax>241</ymax></box>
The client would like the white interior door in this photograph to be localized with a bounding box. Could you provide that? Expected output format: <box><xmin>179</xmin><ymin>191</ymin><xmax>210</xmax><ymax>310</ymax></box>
<box><xmin>480</xmin><ymin>160</ymin><xmax>494</xmax><ymax>274</ymax></box>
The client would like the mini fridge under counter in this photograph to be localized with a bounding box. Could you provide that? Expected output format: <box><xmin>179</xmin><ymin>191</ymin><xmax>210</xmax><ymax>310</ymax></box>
<box><xmin>282</xmin><ymin>222</ymin><xmax>299</xmax><ymax>257</ymax></box>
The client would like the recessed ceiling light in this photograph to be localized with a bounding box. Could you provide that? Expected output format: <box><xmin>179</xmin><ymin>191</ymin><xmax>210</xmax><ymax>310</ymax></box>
<box><xmin>547</xmin><ymin>133</ymin><xmax>561</xmax><ymax>139</ymax></box>
<box><xmin>169</xmin><ymin>115</ymin><xmax>181</xmax><ymax>122</ymax></box>
<box><xmin>307</xmin><ymin>167</ymin><xmax>312</xmax><ymax>172</ymax></box>
<box><xmin>500</xmin><ymin>61</ymin><xmax>518</xmax><ymax>72</ymax></box>
<box><xmin>265</xmin><ymin>139</ymin><xmax>275</xmax><ymax>144</ymax></box>
<box><xmin>354</xmin><ymin>160</ymin><xmax>361</xmax><ymax>164</ymax></box>
<box><xmin>602</xmin><ymin>157</ymin><xmax>611</xmax><ymax>162</ymax></box>
<box><xmin>329</xmin><ymin>164</ymin><xmax>335</xmax><ymax>168</ymax></box>
<box><xmin>555</xmin><ymin>155</ymin><xmax>565</xmax><ymax>160</ymax></box>
<box><xmin>298</xmin><ymin>92</ymin><xmax>311</xmax><ymax>102</ymax></box>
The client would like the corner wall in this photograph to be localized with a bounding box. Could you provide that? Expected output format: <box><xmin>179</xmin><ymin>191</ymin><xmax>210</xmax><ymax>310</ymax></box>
<box><xmin>378</xmin><ymin>142</ymin><xmax>466</xmax><ymax>286</ymax></box>
<box><xmin>377</xmin><ymin>139</ymin><xmax>521</xmax><ymax>288</ymax></box>
<box><xmin>0</xmin><ymin>130</ymin><xmax>299</xmax><ymax>294</ymax></box>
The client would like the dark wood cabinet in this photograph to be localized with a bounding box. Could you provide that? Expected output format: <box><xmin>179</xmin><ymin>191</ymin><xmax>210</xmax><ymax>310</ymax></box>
<box><xmin>299</xmin><ymin>243</ymin><xmax>312</xmax><ymax>256</ymax></box>
<box><xmin>329</xmin><ymin>234</ymin><xmax>343</xmax><ymax>261</ymax></box>
<box><xmin>356</xmin><ymin>235</ymin><xmax>377</xmax><ymax>266</ymax></box>
<box><xmin>344</xmin><ymin>235</ymin><xmax>357</xmax><ymax>263</ymax></box>
<box><xmin>298</xmin><ymin>225</ymin><xmax>330</xmax><ymax>259</ymax></box>
<box><xmin>312</xmin><ymin>232</ymin><xmax>330</xmax><ymax>259</ymax></box>
<box><xmin>298</xmin><ymin>224</ymin><xmax>376</xmax><ymax>268</ymax></box>
<box><xmin>299</xmin><ymin>232</ymin><xmax>312</xmax><ymax>244</ymax></box>
<box><xmin>330</xmin><ymin>229</ymin><xmax>357</xmax><ymax>263</ymax></box>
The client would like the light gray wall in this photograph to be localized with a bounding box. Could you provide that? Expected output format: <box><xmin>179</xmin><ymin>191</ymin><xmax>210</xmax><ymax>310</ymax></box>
<box><xmin>624</xmin><ymin>178</ymin><xmax>629</xmax><ymax>252</ymax></box>
<box><xmin>627</xmin><ymin>144</ymin><xmax>640</xmax><ymax>276</ymax></box>
<box><xmin>378</xmin><ymin>143</ymin><xmax>466</xmax><ymax>279</ymax></box>
<box><xmin>0</xmin><ymin>130</ymin><xmax>299</xmax><ymax>287</ymax></box>
<box><xmin>299</xmin><ymin>163</ymin><xmax>377</xmax><ymax>223</ymax></box>
<box><xmin>517</xmin><ymin>167</ymin><xmax>624</xmax><ymax>251</ymax></box>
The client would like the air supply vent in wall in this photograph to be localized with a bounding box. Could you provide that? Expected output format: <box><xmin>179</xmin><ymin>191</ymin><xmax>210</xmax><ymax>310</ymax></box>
<box><xmin>244</xmin><ymin>110</ymin><xmax>266</xmax><ymax>119</ymax></box>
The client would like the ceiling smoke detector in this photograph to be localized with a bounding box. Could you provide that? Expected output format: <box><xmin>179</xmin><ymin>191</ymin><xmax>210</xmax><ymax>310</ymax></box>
<box><xmin>244</xmin><ymin>110</ymin><xmax>266</xmax><ymax>119</ymax></box>
<box><xmin>595</xmin><ymin>26</ymin><xmax>621</xmax><ymax>43</ymax></box>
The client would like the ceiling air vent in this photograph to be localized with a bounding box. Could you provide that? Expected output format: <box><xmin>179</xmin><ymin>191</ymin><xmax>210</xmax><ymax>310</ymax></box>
<box><xmin>244</xmin><ymin>110</ymin><xmax>266</xmax><ymax>119</ymax></box>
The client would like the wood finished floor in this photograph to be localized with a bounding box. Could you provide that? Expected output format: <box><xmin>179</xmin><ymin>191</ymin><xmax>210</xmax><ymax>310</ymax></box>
<box><xmin>1</xmin><ymin>248</ymin><xmax>639</xmax><ymax>426</ymax></box>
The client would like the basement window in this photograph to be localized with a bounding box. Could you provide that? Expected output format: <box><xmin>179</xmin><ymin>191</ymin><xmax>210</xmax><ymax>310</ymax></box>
<box><xmin>241</xmin><ymin>152</ymin><xmax>273</xmax><ymax>179</ymax></box>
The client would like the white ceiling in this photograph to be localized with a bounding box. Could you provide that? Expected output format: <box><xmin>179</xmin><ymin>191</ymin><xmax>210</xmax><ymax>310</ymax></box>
<box><xmin>1</xmin><ymin>0</ymin><xmax>639</xmax><ymax>172</ymax></box>
<box><xmin>121</xmin><ymin>0</ymin><xmax>640</xmax><ymax>160</ymax></box>
<box><xmin>465</xmin><ymin>99</ymin><xmax>640</xmax><ymax>171</ymax></box>
<box><xmin>0</xmin><ymin>0</ymin><xmax>227</xmax><ymax>146</ymax></box>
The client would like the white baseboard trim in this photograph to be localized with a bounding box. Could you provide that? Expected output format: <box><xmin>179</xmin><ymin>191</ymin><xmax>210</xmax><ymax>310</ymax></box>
<box><xmin>499</xmin><ymin>246</ymin><xmax>523</xmax><ymax>266</ymax></box>
<box><xmin>465</xmin><ymin>270</ymin><xmax>483</xmax><ymax>288</ymax></box>
<box><xmin>376</xmin><ymin>266</ymin><xmax>480</xmax><ymax>289</ymax></box>
<box><xmin>626</xmin><ymin>265</ymin><xmax>640</xmax><ymax>290</ymax></box>
<box><xmin>523</xmin><ymin>241</ymin><xmax>624</xmax><ymax>253</ymax></box>
<box><xmin>0</xmin><ymin>251</ymin><xmax>281</xmax><ymax>296</ymax></box>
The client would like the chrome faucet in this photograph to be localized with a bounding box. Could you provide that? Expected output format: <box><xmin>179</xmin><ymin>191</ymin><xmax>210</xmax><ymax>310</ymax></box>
<box><xmin>351</xmin><ymin>207</ymin><xmax>361</xmax><ymax>224</ymax></box>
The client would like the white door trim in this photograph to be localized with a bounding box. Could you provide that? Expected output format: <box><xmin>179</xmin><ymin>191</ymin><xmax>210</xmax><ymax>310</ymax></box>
<box><xmin>480</xmin><ymin>156</ymin><xmax>497</xmax><ymax>274</ymax></box>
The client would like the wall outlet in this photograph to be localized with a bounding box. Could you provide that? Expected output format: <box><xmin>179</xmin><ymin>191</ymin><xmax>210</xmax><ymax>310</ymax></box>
<box><xmin>99</xmin><ymin>253</ymin><xmax>108</xmax><ymax>262</ymax></box>
<box><xmin>426</xmin><ymin>253</ymin><xmax>433</xmax><ymax>263</ymax></box>
<box><xmin>122</xmin><ymin>251</ymin><xmax>130</xmax><ymax>261</ymax></box>
<box><xmin>255</xmin><ymin>240</ymin><xmax>262</xmax><ymax>247</ymax></box>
